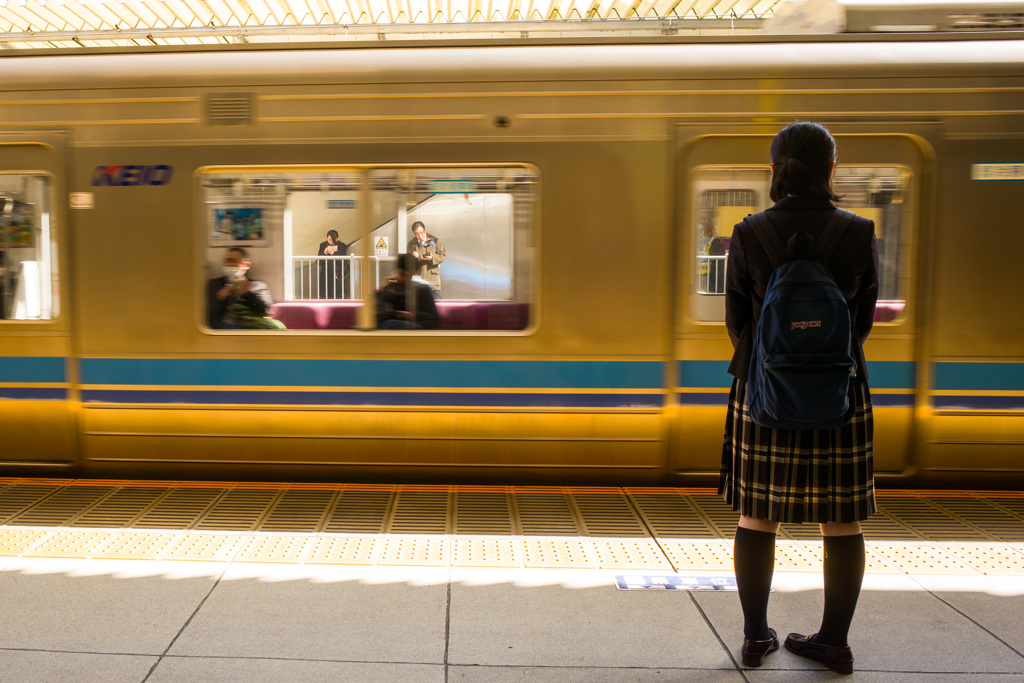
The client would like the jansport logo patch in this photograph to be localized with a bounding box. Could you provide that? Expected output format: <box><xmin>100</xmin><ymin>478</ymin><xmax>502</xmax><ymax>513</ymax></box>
<box><xmin>791</xmin><ymin>320</ymin><xmax>822</xmax><ymax>330</ymax></box>
<box><xmin>91</xmin><ymin>165</ymin><xmax>174</xmax><ymax>186</ymax></box>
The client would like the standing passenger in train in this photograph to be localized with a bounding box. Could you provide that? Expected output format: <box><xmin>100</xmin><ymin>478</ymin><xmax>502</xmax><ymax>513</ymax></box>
<box><xmin>317</xmin><ymin>229</ymin><xmax>347</xmax><ymax>299</ymax></box>
<box><xmin>719</xmin><ymin>122</ymin><xmax>879</xmax><ymax>675</ymax></box>
<box><xmin>407</xmin><ymin>221</ymin><xmax>446</xmax><ymax>297</ymax></box>
<box><xmin>207</xmin><ymin>247</ymin><xmax>274</xmax><ymax>329</ymax></box>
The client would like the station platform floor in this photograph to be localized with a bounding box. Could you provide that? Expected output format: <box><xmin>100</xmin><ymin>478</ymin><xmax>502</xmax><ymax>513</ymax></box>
<box><xmin>0</xmin><ymin>478</ymin><xmax>1022</xmax><ymax>682</ymax></box>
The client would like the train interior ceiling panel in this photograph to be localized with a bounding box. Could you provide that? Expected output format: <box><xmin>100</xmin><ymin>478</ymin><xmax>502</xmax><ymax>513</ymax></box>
<box><xmin>0</xmin><ymin>11</ymin><xmax>1022</xmax><ymax>487</ymax></box>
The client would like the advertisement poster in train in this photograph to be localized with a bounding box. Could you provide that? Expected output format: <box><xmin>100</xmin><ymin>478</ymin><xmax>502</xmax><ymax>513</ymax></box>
<box><xmin>210</xmin><ymin>207</ymin><xmax>266</xmax><ymax>246</ymax></box>
<box><xmin>0</xmin><ymin>200</ymin><xmax>36</xmax><ymax>248</ymax></box>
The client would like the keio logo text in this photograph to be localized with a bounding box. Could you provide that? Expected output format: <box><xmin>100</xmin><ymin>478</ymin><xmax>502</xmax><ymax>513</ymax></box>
<box><xmin>91</xmin><ymin>165</ymin><xmax>174</xmax><ymax>186</ymax></box>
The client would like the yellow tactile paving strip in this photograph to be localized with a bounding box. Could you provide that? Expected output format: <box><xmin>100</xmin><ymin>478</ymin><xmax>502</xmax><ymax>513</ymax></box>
<box><xmin>0</xmin><ymin>479</ymin><xmax>1023</xmax><ymax>575</ymax></box>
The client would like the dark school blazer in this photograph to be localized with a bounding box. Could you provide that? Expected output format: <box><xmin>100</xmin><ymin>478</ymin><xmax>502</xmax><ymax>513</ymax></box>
<box><xmin>725</xmin><ymin>194</ymin><xmax>879</xmax><ymax>383</ymax></box>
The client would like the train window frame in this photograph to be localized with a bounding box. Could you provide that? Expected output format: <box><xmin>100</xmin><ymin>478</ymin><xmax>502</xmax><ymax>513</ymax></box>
<box><xmin>684</xmin><ymin>162</ymin><xmax>913</xmax><ymax>328</ymax></box>
<box><xmin>0</xmin><ymin>171</ymin><xmax>59</xmax><ymax>323</ymax></box>
<box><xmin>195</xmin><ymin>163</ymin><xmax>539</xmax><ymax>336</ymax></box>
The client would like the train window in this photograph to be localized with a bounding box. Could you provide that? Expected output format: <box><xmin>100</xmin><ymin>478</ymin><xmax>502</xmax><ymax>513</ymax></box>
<box><xmin>688</xmin><ymin>165</ymin><xmax>909</xmax><ymax>325</ymax></box>
<box><xmin>0</xmin><ymin>174</ymin><xmax>57</xmax><ymax>321</ymax></box>
<box><xmin>199</xmin><ymin>166</ymin><xmax>536</xmax><ymax>332</ymax></box>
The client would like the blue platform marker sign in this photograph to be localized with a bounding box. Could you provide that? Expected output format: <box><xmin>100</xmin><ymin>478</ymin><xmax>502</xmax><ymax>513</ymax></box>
<box><xmin>615</xmin><ymin>574</ymin><xmax>737</xmax><ymax>591</ymax></box>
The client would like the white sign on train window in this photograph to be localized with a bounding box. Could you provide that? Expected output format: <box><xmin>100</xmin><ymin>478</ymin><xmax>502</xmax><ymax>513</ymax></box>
<box><xmin>375</xmin><ymin>236</ymin><xmax>389</xmax><ymax>257</ymax></box>
<box><xmin>429</xmin><ymin>180</ymin><xmax>475</xmax><ymax>193</ymax></box>
<box><xmin>971</xmin><ymin>163</ymin><xmax>1024</xmax><ymax>181</ymax></box>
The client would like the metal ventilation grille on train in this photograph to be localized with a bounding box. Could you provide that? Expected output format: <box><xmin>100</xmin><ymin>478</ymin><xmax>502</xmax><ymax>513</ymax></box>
<box><xmin>205</xmin><ymin>92</ymin><xmax>255</xmax><ymax>126</ymax></box>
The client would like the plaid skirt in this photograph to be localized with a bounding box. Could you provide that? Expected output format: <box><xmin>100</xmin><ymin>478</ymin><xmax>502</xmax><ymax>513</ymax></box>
<box><xmin>718</xmin><ymin>377</ymin><xmax>876</xmax><ymax>524</ymax></box>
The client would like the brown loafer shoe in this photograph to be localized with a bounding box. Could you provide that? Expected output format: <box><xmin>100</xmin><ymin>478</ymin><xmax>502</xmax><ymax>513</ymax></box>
<box><xmin>741</xmin><ymin>628</ymin><xmax>779</xmax><ymax>667</ymax></box>
<box><xmin>784</xmin><ymin>632</ymin><xmax>854</xmax><ymax>675</ymax></box>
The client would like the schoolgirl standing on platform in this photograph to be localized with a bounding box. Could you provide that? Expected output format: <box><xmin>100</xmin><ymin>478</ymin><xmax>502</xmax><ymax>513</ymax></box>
<box><xmin>719</xmin><ymin>121</ymin><xmax>879</xmax><ymax>675</ymax></box>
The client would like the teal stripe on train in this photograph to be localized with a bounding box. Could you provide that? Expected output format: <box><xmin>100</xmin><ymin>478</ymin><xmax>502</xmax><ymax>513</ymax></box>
<box><xmin>0</xmin><ymin>356</ymin><xmax>66</xmax><ymax>383</ymax></box>
<box><xmin>20</xmin><ymin>357</ymin><xmax>1018</xmax><ymax>391</ymax></box>
<box><xmin>80</xmin><ymin>358</ymin><xmax>664</xmax><ymax>389</ymax></box>
<box><xmin>933</xmin><ymin>362</ymin><xmax>1024</xmax><ymax>391</ymax></box>
<box><xmin>676</xmin><ymin>360</ymin><xmax>916</xmax><ymax>389</ymax></box>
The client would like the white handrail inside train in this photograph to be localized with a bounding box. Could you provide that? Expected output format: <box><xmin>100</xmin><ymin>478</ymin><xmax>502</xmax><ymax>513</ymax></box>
<box><xmin>696</xmin><ymin>255</ymin><xmax>727</xmax><ymax>295</ymax></box>
<box><xmin>290</xmin><ymin>255</ymin><xmax>398</xmax><ymax>300</ymax></box>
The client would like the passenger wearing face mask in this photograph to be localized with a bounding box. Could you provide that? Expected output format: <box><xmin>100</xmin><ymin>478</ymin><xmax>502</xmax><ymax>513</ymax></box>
<box><xmin>207</xmin><ymin>247</ymin><xmax>274</xmax><ymax>329</ymax></box>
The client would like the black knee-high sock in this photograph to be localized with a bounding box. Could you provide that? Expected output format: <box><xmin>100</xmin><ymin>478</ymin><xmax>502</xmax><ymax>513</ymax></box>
<box><xmin>815</xmin><ymin>533</ymin><xmax>866</xmax><ymax>647</ymax></box>
<box><xmin>733</xmin><ymin>526</ymin><xmax>776</xmax><ymax>641</ymax></box>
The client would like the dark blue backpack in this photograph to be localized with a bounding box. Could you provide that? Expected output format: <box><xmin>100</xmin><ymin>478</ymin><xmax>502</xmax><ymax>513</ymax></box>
<box><xmin>745</xmin><ymin>208</ymin><xmax>857</xmax><ymax>431</ymax></box>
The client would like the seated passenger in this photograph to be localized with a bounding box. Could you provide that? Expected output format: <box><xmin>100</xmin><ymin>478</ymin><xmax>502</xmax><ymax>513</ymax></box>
<box><xmin>207</xmin><ymin>247</ymin><xmax>277</xmax><ymax>329</ymax></box>
<box><xmin>377</xmin><ymin>253</ymin><xmax>439</xmax><ymax>330</ymax></box>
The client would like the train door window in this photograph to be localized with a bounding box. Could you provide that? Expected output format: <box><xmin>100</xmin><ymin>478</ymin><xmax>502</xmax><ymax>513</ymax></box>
<box><xmin>689</xmin><ymin>168</ymin><xmax>771</xmax><ymax>322</ymax></box>
<box><xmin>198</xmin><ymin>165</ymin><xmax>537</xmax><ymax>332</ymax></box>
<box><xmin>687</xmin><ymin>165</ymin><xmax>909</xmax><ymax>325</ymax></box>
<box><xmin>833</xmin><ymin>166</ymin><xmax>910</xmax><ymax>323</ymax></box>
<box><xmin>0</xmin><ymin>174</ymin><xmax>57</xmax><ymax>321</ymax></box>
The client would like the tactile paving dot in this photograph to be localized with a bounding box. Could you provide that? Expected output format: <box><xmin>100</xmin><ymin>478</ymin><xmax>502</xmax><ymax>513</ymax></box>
<box><xmin>942</xmin><ymin>544</ymin><xmax>1024</xmax><ymax>575</ymax></box>
<box><xmin>522</xmin><ymin>538</ymin><xmax>594</xmax><ymax>568</ymax></box>
<box><xmin>451</xmin><ymin>538</ymin><xmax>521</xmax><ymax>567</ymax></box>
<box><xmin>164</xmin><ymin>534</ymin><xmax>245</xmax><ymax>562</ymax></box>
<box><xmin>91</xmin><ymin>532</ymin><xmax>180</xmax><ymax>560</ymax></box>
<box><xmin>589</xmin><ymin>539</ymin><xmax>672</xmax><ymax>570</ymax></box>
<box><xmin>868</xmin><ymin>543</ymin><xmax>980</xmax><ymax>575</ymax></box>
<box><xmin>863</xmin><ymin>547</ymin><xmax>902</xmax><ymax>574</ymax></box>
<box><xmin>378</xmin><ymin>536</ymin><xmax>449</xmax><ymax>566</ymax></box>
<box><xmin>306</xmin><ymin>537</ymin><xmax>378</xmax><ymax>565</ymax></box>
<box><xmin>236</xmin><ymin>536</ymin><xmax>313</xmax><ymax>563</ymax></box>
<box><xmin>23</xmin><ymin>531</ymin><xmax>113</xmax><ymax>558</ymax></box>
<box><xmin>0</xmin><ymin>529</ymin><xmax>51</xmax><ymax>556</ymax></box>
<box><xmin>660</xmin><ymin>541</ymin><xmax>733</xmax><ymax>571</ymax></box>
<box><xmin>774</xmin><ymin>542</ymin><xmax>823</xmax><ymax>572</ymax></box>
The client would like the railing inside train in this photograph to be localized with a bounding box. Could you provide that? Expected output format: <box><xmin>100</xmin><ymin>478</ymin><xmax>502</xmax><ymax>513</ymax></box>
<box><xmin>289</xmin><ymin>255</ymin><xmax>396</xmax><ymax>300</ymax></box>
<box><xmin>696</xmin><ymin>255</ymin><xmax>727</xmax><ymax>295</ymax></box>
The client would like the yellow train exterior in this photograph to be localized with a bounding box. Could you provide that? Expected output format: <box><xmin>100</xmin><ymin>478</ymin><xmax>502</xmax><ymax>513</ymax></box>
<box><xmin>0</xmin><ymin>35</ymin><xmax>1022</xmax><ymax>486</ymax></box>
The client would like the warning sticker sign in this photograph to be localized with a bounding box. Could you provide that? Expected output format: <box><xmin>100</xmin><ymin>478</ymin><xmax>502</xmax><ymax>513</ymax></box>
<box><xmin>375</xmin><ymin>237</ymin><xmax>389</xmax><ymax>258</ymax></box>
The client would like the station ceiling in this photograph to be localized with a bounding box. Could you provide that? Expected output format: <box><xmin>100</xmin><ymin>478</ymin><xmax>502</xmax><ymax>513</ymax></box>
<box><xmin>0</xmin><ymin>0</ymin><xmax>779</xmax><ymax>48</ymax></box>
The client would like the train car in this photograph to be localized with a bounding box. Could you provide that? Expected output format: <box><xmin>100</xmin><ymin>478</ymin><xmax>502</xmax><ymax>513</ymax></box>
<box><xmin>0</xmin><ymin>31</ymin><xmax>1022</xmax><ymax>486</ymax></box>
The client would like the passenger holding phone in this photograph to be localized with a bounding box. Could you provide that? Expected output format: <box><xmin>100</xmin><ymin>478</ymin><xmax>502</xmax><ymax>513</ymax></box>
<box><xmin>208</xmin><ymin>247</ymin><xmax>273</xmax><ymax>329</ymax></box>
<box><xmin>317</xmin><ymin>229</ymin><xmax>347</xmax><ymax>299</ymax></box>
<box><xmin>406</xmin><ymin>221</ymin><xmax>446</xmax><ymax>296</ymax></box>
